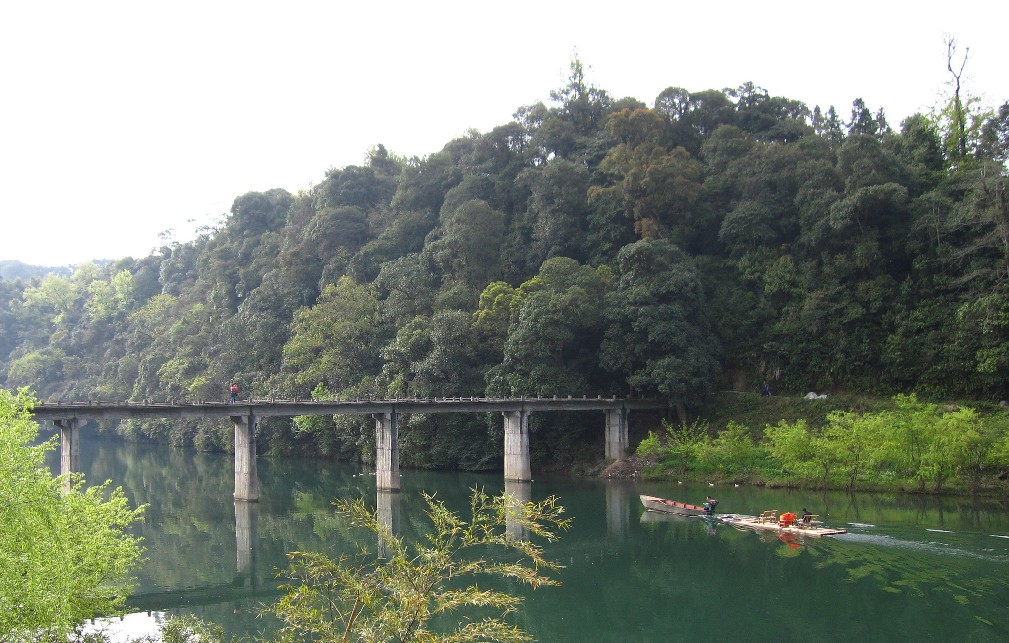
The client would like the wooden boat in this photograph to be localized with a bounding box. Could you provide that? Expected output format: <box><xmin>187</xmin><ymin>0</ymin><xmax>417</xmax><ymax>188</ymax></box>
<box><xmin>641</xmin><ymin>496</ymin><xmax>846</xmax><ymax>538</ymax></box>
<box><xmin>719</xmin><ymin>512</ymin><xmax>847</xmax><ymax>537</ymax></box>
<box><xmin>640</xmin><ymin>494</ymin><xmax>716</xmax><ymax>517</ymax></box>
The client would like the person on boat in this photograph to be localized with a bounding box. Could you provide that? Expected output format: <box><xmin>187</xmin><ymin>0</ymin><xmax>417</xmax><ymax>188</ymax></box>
<box><xmin>229</xmin><ymin>383</ymin><xmax>239</xmax><ymax>404</ymax></box>
<box><xmin>801</xmin><ymin>508</ymin><xmax>813</xmax><ymax>524</ymax></box>
<box><xmin>779</xmin><ymin>511</ymin><xmax>797</xmax><ymax>527</ymax></box>
<box><xmin>703</xmin><ymin>496</ymin><xmax>718</xmax><ymax>513</ymax></box>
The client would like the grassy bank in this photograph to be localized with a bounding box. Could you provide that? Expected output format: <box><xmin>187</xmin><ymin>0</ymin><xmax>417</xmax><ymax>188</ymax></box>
<box><xmin>628</xmin><ymin>391</ymin><xmax>1009</xmax><ymax>497</ymax></box>
<box><xmin>700</xmin><ymin>391</ymin><xmax>897</xmax><ymax>436</ymax></box>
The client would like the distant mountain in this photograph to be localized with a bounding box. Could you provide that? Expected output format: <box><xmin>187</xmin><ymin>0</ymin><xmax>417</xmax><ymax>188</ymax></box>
<box><xmin>0</xmin><ymin>260</ymin><xmax>73</xmax><ymax>281</ymax></box>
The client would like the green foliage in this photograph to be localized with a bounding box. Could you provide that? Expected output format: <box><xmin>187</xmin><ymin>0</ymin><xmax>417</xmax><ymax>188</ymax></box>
<box><xmin>7</xmin><ymin>349</ymin><xmax>65</xmax><ymax>390</ymax></box>
<box><xmin>548</xmin><ymin>56</ymin><xmax>612</xmax><ymax>139</ymax></box>
<box><xmin>756</xmin><ymin>395</ymin><xmax>1009</xmax><ymax>492</ymax></box>
<box><xmin>487</xmin><ymin>258</ymin><xmax>614</xmax><ymax>396</ymax></box>
<box><xmin>380</xmin><ymin>310</ymin><xmax>486</xmax><ymax>398</ymax></box>
<box><xmin>282</xmin><ymin>276</ymin><xmax>383</xmax><ymax>394</ymax></box>
<box><xmin>18</xmin><ymin>273</ymin><xmax>79</xmax><ymax>326</ymax></box>
<box><xmin>822</xmin><ymin>410</ymin><xmax>886</xmax><ymax>490</ymax></box>
<box><xmin>519</xmin><ymin>158</ymin><xmax>591</xmax><ymax>264</ymax></box>
<box><xmin>764</xmin><ymin>419</ymin><xmax>834</xmax><ymax>487</ymax></box>
<box><xmin>158</xmin><ymin>614</ymin><xmax>225</xmax><ymax>643</ymax></box>
<box><xmin>271</xmin><ymin>488</ymin><xmax>570</xmax><ymax>643</ymax></box>
<box><xmin>601</xmin><ymin>238</ymin><xmax>720</xmax><ymax>408</ymax></box>
<box><xmin>634</xmin><ymin>419</ymin><xmax>709</xmax><ymax>479</ymax></box>
<box><xmin>704</xmin><ymin>421</ymin><xmax>766</xmax><ymax>478</ymax></box>
<box><xmin>591</xmin><ymin>109</ymin><xmax>703</xmax><ymax>242</ymax></box>
<box><xmin>0</xmin><ymin>389</ymin><xmax>145</xmax><ymax>641</ymax></box>
<box><xmin>4</xmin><ymin>64</ymin><xmax>1009</xmax><ymax>465</ymax></box>
<box><xmin>424</xmin><ymin>199</ymin><xmax>506</xmax><ymax>295</ymax></box>
<box><xmin>634</xmin><ymin>431</ymin><xmax>665</xmax><ymax>458</ymax></box>
<box><xmin>639</xmin><ymin>416</ymin><xmax>770</xmax><ymax>482</ymax></box>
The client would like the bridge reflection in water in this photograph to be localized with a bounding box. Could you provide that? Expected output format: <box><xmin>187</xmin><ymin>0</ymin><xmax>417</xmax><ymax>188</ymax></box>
<box><xmin>126</xmin><ymin>478</ymin><xmax>635</xmax><ymax>618</ymax></box>
<box><xmin>376</xmin><ymin>489</ymin><xmax>401</xmax><ymax>559</ymax></box>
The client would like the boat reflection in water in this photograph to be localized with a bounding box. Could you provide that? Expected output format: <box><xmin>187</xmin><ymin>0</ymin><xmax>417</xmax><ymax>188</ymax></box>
<box><xmin>639</xmin><ymin>505</ymin><xmax>719</xmax><ymax>535</ymax></box>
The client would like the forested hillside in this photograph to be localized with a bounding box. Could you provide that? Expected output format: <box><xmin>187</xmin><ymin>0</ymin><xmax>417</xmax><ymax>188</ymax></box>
<box><xmin>3</xmin><ymin>60</ymin><xmax>1008</xmax><ymax>470</ymax></box>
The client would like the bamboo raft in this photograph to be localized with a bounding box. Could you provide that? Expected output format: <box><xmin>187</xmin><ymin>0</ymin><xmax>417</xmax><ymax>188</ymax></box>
<box><xmin>640</xmin><ymin>496</ymin><xmax>848</xmax><ymax>537</ymax></box>
<box><xmin>718</xmin><ymin>511</ymin><xmax>847</xmax><ymax>537</ymax></box>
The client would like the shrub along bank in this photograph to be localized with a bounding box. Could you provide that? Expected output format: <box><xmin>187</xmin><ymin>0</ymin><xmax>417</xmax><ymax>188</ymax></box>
<box><xmin>637</xmin><ymin>392</ymin><xmax>1009</xmax><ymax>495</ymax></box>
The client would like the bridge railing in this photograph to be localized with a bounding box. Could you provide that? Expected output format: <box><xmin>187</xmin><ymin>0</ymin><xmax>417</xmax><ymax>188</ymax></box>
<box><xmin>32</xmin><ymin>395</ymin><xmax>668</xmax><ymax>421</ymax></box>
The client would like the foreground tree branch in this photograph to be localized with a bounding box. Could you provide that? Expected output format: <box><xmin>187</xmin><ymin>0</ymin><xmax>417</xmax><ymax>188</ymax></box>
<box><xmin>271</xmin><ymin>488</ymin><xmax>570</xmax><ymax>643</ymax></box>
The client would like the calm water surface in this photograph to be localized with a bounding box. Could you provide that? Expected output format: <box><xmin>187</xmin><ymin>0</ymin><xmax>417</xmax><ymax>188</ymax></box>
<box><xmin>52</xmin><ymin>438</ymin><xmax>1009</xmax><ymax>642</ymax></box>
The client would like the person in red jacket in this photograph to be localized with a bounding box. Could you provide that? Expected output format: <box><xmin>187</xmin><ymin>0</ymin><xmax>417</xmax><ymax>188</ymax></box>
<box><xmin>229</xmin><ymin>383</ymin><xmax>239</xmax><ymax>404</ymax></box>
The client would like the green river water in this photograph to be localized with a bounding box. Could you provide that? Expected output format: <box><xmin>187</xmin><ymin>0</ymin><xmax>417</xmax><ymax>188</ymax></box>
<box><xmin>53</xmin><ymin>438</ymin><xmax>1009</xmax><ymax>642</ymax></box>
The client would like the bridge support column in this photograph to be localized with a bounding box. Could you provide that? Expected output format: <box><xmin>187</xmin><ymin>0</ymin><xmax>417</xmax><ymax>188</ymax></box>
<box><xmin>604</xmin><ymin>408</ymin><xmax>628</xmax><ymax>462</ymax></box>
<box><xmin>375</xmin><ymin>411</ymin><xmax>400</xmax><ymax>491</ymax></box>
<box><xmin>232</xmin><ymin>414</ymin><xmax>259</xmax><ymax>502</ymax></box>
<box><xmin>55</xmin><ymin>418</ymin><xmax>80</xmax><ymax>493</ymax></box>
<box><xmin>502</xmin><ymin>410</ymin><xmax>531</xmax><ymax>481</ymax></box>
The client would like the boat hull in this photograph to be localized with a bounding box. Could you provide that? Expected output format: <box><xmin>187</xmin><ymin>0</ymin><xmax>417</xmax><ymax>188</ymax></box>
<box><xmin>640</xmin><ymin>494</ymin><xmax>713</xmax><ymax>517</ymax></box>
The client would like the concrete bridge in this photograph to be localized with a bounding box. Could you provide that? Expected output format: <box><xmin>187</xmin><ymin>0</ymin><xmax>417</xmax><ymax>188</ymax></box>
<box><xmin>33</xmin><ymin>396</ymin><xmax>666</xmax><ymax>501</ymax></box>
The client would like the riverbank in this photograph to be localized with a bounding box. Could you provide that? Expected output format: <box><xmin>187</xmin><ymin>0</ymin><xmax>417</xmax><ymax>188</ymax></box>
<box><xmin>605</xmin><ymin>391</ymin><xmax>1009</xmax><ymax>497</ymax></box>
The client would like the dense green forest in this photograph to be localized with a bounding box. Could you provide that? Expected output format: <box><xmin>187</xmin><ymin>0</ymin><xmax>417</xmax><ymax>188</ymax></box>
<box><xmin>3</xmin><ymin>59</ymin><xmax>1008</xmax><ymax>472</ymax></box>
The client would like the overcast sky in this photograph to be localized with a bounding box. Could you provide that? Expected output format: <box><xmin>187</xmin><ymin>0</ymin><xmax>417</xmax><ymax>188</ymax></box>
<box><xmin>1</xmin><ymin>1</ymin><xmax>1005</xmax><ymax>266</ymax></box>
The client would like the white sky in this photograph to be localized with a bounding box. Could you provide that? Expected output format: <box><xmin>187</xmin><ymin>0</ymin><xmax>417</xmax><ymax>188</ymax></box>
<box><xmin>1</xmin><ymin>1</ymin><xmax>1005</xmax><ymax>265</ymax></box>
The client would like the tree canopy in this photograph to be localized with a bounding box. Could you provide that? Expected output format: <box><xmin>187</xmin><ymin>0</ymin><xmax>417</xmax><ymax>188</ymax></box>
<box><xmin>2</xmin><ymin>55</ymin><xmax>1008</xmax><ymax>469</ymax></box>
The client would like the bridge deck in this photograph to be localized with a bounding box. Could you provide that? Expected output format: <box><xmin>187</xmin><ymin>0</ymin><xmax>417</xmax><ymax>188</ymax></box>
<box><xmin>32</xmin><ymin>396</ymin><xmax>667</xmax><ymax>421</ymax></box>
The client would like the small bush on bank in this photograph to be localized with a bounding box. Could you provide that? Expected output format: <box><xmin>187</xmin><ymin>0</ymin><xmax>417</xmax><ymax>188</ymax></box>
<box><xmin>638</xmin><ymin>394</ymin><xmax>1009</xmax><ymax>495</ymax></box>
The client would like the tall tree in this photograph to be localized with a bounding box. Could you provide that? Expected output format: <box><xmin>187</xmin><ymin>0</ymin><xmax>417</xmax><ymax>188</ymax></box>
<box><xmin>485</xmin><ymin>258</ymin><xmax>614</xmax><ymax>396</ymax></box>
<box><xmin>518</xmin><ymin>158</ymin><xmax>592</xmax><ymax>265</ymax></box>
<box><xmin>601</xmin><ymin>239</ymin><xmax>721</xmax><ymax>417</ymax></box>
<box><xmin>591</xmin><ymin>109</ymin><xmax>703</xmax><ymax>243</ymax></box>
<box><xmin>423</xmin><ymin>199</ymin><xmax>506</xmax><ymax>297</ymax></box>
<box><xmin>282</xmin><ymin>276</ymin><xmax>383</xmax><ymax>395</ymax></box>
<box><xmin>549</xmin><ymin>56</ymin><xmax>612</xmax><ymax>137</ymax></box>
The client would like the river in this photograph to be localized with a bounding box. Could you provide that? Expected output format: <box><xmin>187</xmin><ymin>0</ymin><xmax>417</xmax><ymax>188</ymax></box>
<box><xmin>49</xmin><ymin>437</ymin><xmax>1009</xmax><ymax>642</ymax></box>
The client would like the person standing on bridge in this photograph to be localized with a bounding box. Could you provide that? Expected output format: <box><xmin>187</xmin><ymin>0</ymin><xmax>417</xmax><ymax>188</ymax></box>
<box><xmin>229</xmin><ymin>383</ymin><xmax>239</xmax><ymax>404</ymax></box>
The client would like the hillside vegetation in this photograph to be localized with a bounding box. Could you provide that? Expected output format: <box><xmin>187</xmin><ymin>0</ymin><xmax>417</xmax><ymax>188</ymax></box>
<box><xmin>2</xmin><ymin>58</ymin><xmax>1008</xmax><ymax>473</ymax></box>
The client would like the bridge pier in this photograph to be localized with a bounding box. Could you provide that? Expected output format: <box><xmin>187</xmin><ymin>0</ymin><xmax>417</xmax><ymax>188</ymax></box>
<box><xmin>375</xmin><ymin>411</ymin><xmax>400</xmax><ymax>491</ymax></box>
<box><xmin>55</xmin><ymin>418</ymin><xmax>80</xmax><ymax>493</ymax></box>
<box><xmin>232</xmin><ymin>414</ymin><xmax>259</xmax><ymax>502</ymax></box>
<box><xmin>35</xmin><ymin>397</ymin><xmax>667</xmax><ymax>502</ymax></box>
<box><xmin>502</xmin><ymin>410</ymin><xmax>531</xmax><ymax>481</ymax></box>
<box><xmin>604</xmin><ymin>408</ymin><xmax>629</xmax><ymax>461</ymax></box>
